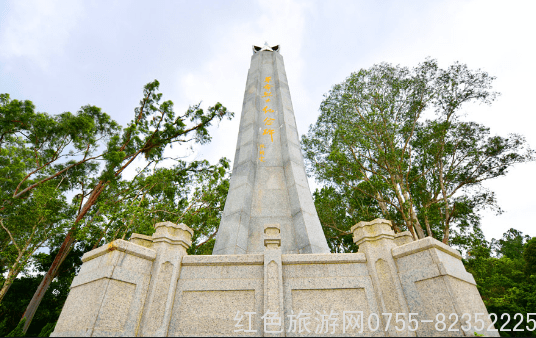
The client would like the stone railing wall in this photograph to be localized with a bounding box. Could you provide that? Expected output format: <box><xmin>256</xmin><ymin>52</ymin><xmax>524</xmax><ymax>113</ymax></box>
<box><xmin>51</xmin><ymin>219</ymin><xmax>498</xmax><ymax>337</ymax></box>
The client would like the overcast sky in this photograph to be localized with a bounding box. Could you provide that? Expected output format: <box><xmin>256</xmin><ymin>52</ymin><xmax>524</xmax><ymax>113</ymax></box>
<box><xmin>1</xmin><ymin>0</ymin><xmax>535</xmax><ymax>242</ymax></box>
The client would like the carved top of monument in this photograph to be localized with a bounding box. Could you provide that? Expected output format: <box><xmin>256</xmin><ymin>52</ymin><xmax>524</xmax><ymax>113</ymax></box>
<box><xmin>252</xmin><ymin>42</ymin><xmax>280</xmax><ymax>54</ymax></box>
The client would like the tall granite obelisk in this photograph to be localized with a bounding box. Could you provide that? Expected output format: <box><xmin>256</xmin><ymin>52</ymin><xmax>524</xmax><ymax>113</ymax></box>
<box><xmin>213</xmin><ymin>43</ymin><xmax>330</xmax><ymax>255</ymax></box>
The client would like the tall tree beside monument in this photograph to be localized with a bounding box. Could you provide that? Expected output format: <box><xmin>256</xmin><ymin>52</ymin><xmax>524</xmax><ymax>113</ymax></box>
<box><xmin>302</xmin><ymin>60</ymin><xmax>534</xmax><ymax>249</ymax></box>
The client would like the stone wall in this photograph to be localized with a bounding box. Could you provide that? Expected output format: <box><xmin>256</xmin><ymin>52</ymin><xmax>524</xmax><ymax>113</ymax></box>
<box><xmin>51</xmin><ymin>219</ymin><xmax>498</xmax><ymax>337</ymax></box>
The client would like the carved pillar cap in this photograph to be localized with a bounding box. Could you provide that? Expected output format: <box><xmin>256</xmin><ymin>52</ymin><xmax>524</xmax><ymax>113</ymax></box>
<box><xmin>130</xmin><ymin>233</ymin><xmax>154</xmax><ymax>249</ymax></box>
<box><xmin>264</xmin><ymin>223</ymin><xmax>281</xmax><ymax>248</ymax></box>
<box><xmin>153</xmin><ymin>221</ymin><xmax>194</xmax><ymax>248</ymax></box>
<box><xmin>351</xmin><ymin>218</ymin><xmax>395</xmax><ymax>246</ymax></box>
<box><xmin>394</xmin><ymin>231</ymin><xmax>414</xmax><ymax>246</ymax></box>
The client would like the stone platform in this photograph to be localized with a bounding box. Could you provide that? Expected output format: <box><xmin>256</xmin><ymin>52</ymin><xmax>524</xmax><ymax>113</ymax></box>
<box><xmin>51</xmin><ymin>219</ymin><xmax>498</xmax><ymax>337</ymax></box>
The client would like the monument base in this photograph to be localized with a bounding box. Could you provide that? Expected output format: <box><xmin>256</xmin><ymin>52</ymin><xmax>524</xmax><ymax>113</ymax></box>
<box><xmin>51</xmin><ymin>219</ymin><xmax>498</xmax><ymax>337</ymax></box>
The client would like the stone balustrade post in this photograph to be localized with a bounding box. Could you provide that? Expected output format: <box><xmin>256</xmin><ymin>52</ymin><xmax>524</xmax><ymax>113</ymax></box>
<box><xmin>139</xmin><ymin>222</ymin><xmax>193</xmax><ymax>337</ymax></box>
<box><xmin>263</xmin><ymin>223</ymin><xmax>285</xmax><ymax>336</ymax></box>
<box><xmin>351</xmin><ymin>219</ymin><xmax>414</xmax><ymax>337</ymax></box>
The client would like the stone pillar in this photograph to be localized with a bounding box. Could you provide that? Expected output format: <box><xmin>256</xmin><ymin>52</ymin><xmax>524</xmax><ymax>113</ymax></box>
<box><xmin>213</xmin><ymin>45</ymin><xmax>330</xmax><ymax>255</ymax></box>
<box><xmin>351</xmin><ymin>219</ymin><xmax>414</xmax><ymax>337</ymax></box>
<box><xmin>263</xmin><ymin>223</ymin><xmax>285</xmax><ymax>336</ymax></box>
<box><xmin>392</xmin><ymin>237</ymin><xmax>499</xmax><ymax>336</ymax></box>
<box><xmin>139</xmin><ymin>222</ymin><xmax>193</xmax><ymax>337</ymax></box>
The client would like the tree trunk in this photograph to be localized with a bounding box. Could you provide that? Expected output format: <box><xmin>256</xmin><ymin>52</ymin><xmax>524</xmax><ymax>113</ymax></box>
<box><xmin>442</xmin><ymin>225</ymin><xmax>450</xmax><ymax>244</ymax></box>
<box><xmin>376</xmin><ymin>192</ymin><xmax>389</xmax><ymax>218</ymax></box>
<box><xmin>0</xmin><ymin>269</ymin><xmax>20</xmax><ymax>303</ymax></box>
<box><xmin>21</xmin><ymin>182</ymin><xmax>107</xmax><ymax>333</ymax></box>
<box><xmin>424</xmin><ymin>213</ymin><xmax>433</xmax><ymax>237</ymax></box>
<box><xmin>402</xmin><ymin>189</ymin><xmax>426</xmax><ymax>239</ymax></box>
<box><xmin>0</xmin><ymin>260</ymin><xmax>22</xmax><ymax>304</ymax></box>
<box><xmin>21</xmin><ymin>229</ymin><xmax>75</xmax><ymax>332</ymax></box>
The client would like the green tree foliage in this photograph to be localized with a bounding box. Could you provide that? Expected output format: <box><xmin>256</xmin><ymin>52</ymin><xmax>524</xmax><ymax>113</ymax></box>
<box><xmin>0</xmin><ymin>244</ymin><xmax>84</xmax><ymax>336</ymax></box>
<box><xmin>0</xmin><ymin>155</ymin><xmax>230</xmax><ymax>335</ymax></box>
<box><xmin>303</xmin><ymin>59</ymin><xmax>534</xmax><ymax>249</ymax></box>
<box><xmin>0</xmin><ymin>79</ymin><xmax>233</xmax><ymax>333</ymax></box>
<box><xmin>82</xmin><ymin>157</ymin><xmax>230</xmax><ymax>255</ymax></box>
<box><xmin>464</xmin><ymin>229</ymin><xmax>535</xmax><ymax>337</ymax></box>
<box><xmin>0</xmin><ymin>93</ymin><xmax>117</xmax><ymax>303</ymax></box>
<box><xmin>6</xmin><ymin>318</ymin><xmax>25</xmax><ymax>337</ymax></box>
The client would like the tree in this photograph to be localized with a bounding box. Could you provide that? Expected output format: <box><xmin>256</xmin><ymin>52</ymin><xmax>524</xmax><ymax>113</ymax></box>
<box><xmin>2</xmin><ymin>80</ymin><xmax>233</xmax><ymax>332</ymax></box>
<box><xmin>0</xmin><ymin>94</ymin><xmax>118</xmax><ymax>304</ymax></box>
<box><xmin>82</xmin><ymin>158</ymin><xmax>230</xmax><ymax>255</ymax></box>
<box><xmin>464</xmin><ymin>229</ymin><xmax>535</xmax><ymax>337</ymax></box>
<box><xmin>303</xmin><ymin>59</ymin><xmax>534</xmax><ymax>246</ymax></box>
<box><xmin>0</xmin><ymin>157</ymin><xmax>230</xmax><ymax>336</ymax></box>
<box><xmin>0</xmin><ymin>244</ymin><xmax>86</xmax><ymax>336</ymax></box>
<box><xmin>0</xmin><ymin>182</ymin><xmax>73</xmax><ymax>303</ymax></box>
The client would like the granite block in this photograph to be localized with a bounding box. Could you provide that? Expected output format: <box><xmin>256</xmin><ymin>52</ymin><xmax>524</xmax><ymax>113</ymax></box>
<box><xmin>237</xmin><ymin>143</ymin><xmax>254</xmax><ymax>166</ymax></box>
<box><xmin>53</xmin><ymin>278</ymin><xmax>109</xmax><ymax>336</ymax></box>
<box><xmin>70</xmin><ymin>266</ymin><xmax>114</xmax><ymax>289</ymax></box>
<box><xmin>170</xmin><ymin>290</ymin><xmax>259</xmax><ymax>337</ymax></box>
<box><xmin>288</xmin><ymin>288</ymin><xmax>377</xmax><ymax>337</ymax></box>
<box><xmin>228</xmin><ymin>162</ymin><xmax>256</xmax><ymax>191</ymax></box>
<box><xmin>254</xmin><ymin>166</ymin><xmax>287</xmax><ymax>190</ymax></box>
<box><xmin>179</xmin><ymin>265</ymin><xmax>224</xmax><ymax>280</ymax></box>
<box><xmin>236</xmin><ymin>217</ymin><xmax>252</xmax><ymax>253</ymax></box>
<box><xmin>261</xmin><ymin>63</ymin><xmax>274</xmax><ymax>76</ymax></box>
<box><xmin>239</xmin><ymin>125</ymin><xmax>255</xmax><ymax>147</ymax></box>
<box><xmin>249</xmin><ymin>53</ymin><xmax>261</xmax><ymax>70</ymax></box>
<box><xmin>433</xmin><ymin>248</ymin><xmax>476</xmax><ymax>285</ymax></box>
<box><xmin>130</xmin><ymin>234</ymin><xmax>154</xmax><ymax>249</ymax></box>
<box><xmin>223</xmin><ymin>184</ymin><xmax>253</xmax><ymax>216</ymax></box>
<box><xmin>93</xmin><ymin>280</ymin><xmax>136</xmax><ymax>334</ymax></box>
<box><xmin>279</xmin><ymin>126</ymin><xmax>301</xmax><ymax>159</ymax></box>
<box><xmin>414</xmin><ymin>276</ymin><xmax>460</xmax><ymax>337</ymax></box>
<box><xmin>392</xmin><ymin>236</ymin><xmax>461</xmax><ymax>260</ymax></box>
<box><xmin>283</xmin><ymin>160</ymin><xmax>310</xmax><ymax>191</ymax></box>
<box><xmin>326</xmin><ymin>262</ymin><xmax>369</xmax><ymax>278</ymax></box>
<box><xmin>178</xmin><ymin>276</ymin><xmax>263</xmax><ymax>292</ymax></box>
<box><xmin>241</xmin><ymin>100</ymin><xmax>256</xmax><ymax>127</ymax></box>
<box><xmin>250</xmin><ymin>188</ymin><xmax>292</xmax><ymax>218</ymax></box>
<box><xmin>221</xmin><ymin>264</ymin><xmax>264</xmax><ymax>279</ymax></box>
<box><xmin>281</xmin><ymin>106</ymin><xmax>297</xmax><ymax>128</ymax></box>
<box><xmin>395</xmin><ymin>249</ymin><xmax>434</xmax><ymax>273</ymax></box>
<box><xmin>83</xmin><ymin>239</ymin><xmax>157</xmax><ymax>263</ymax></box>
<box><xmin>282</xmin><ymin>263</ymin><xmax>327</xmax><ymax>278</ymax></box>
<box><xmin>445</xmin><ymin>276</ymin><xmax>499</xmax><ymax>337</ymax></box>
<box><xmin>282</xmin><ymin>253</ymin><xmax>366</xmax><ymax>265</ymax></box>
<box><xmin>256</xmin><ymin>142</ymin><xmax>283</xmax><ymax>167</ymax></box>
<box><xmin>182</xmin><ymin>254</ymin><xmax>264</xmax><ymax>266</ymax></box>
<box><xmin>282</xmin><ymin>142</ymin><xmax>304</xmax><ymax>166</ymax></box>
<box><xmin>281</xmin><ymin>91</ymin><xmax>294</xmax><ymax>112</ymax></box>
<box><xmin>292</xmin><ymin>211</ymin><xmax>330</xmax><ymax>254</ymax></box>
<box><xmin>77</xmin><ymin>253</ymin><xmax>107</xmax><ymax>275</ymax></box>
<box><xmin>287</xmin><ymin>183</ymin><xmax>317</xmax><ymax>217</ymax></box>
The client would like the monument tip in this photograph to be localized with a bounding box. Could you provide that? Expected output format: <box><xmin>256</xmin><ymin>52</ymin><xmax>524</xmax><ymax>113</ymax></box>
<box><xmin>252</xmin><ymin>42</ymin><xmax>280</xmax><ymax>54</ymax></box>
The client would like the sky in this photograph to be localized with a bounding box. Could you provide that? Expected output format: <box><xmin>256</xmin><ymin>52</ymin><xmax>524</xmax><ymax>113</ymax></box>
<box><xmin>1</xmin><ymin>0</ymin><xmax>535</xmax><ymax>242</ymax></box>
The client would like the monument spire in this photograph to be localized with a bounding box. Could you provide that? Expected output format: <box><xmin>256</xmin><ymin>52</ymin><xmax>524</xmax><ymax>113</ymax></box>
<box><xmin>213</xmin><ymin>44</ymin><xmax>331</xmax><ymax>255</ymax></box>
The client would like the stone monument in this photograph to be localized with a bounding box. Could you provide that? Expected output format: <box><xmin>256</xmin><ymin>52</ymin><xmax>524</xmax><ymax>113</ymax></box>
<box><xmin>51</xmin><ymin>43</ymin><xmax>498</xmax><ymax>337</ymax></box>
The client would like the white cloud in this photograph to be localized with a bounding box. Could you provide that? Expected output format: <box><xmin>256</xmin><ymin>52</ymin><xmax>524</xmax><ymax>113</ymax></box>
<box><xmin>0</xmin><ymin>0</ymin><xmax>83</xmax><ymax>70</ymax></box>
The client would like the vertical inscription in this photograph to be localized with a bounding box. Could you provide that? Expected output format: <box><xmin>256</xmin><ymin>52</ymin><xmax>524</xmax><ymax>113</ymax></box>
<box><xmin>259</xmin><ymin>75</ymin><xmax>275</xmax><ymax>162</ymax></box>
